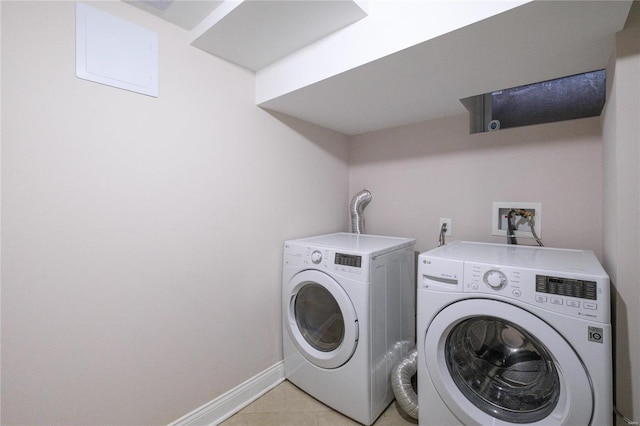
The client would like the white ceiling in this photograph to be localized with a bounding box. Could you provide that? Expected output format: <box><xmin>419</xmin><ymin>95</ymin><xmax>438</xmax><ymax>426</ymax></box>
<box><xmin>125</xmin><ymin>0</ymin><xmax>224</xmax><ymax>30</ymax></box>
<box><xmin>190</xmin><ymin>1</ymin><xmax>368</xmax><ymax>70</ymax></box>
<box><xmin>127</xmin><ymin>0</ymin><xmax>632</xmax><ymax>136</ymax></box>
<box><xmin>257</xmin><ymin>1</ymin><xmax>633</xmax><ymax>135</ymax></box>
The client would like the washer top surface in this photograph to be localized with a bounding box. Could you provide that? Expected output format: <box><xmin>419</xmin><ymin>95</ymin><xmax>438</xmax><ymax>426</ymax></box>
<box><xmin>425</xmin><ymin>241</ymin><xmax>607</xmax><ymax>276</ymax></box>
<box><xmin>287</xmin><ymin>232</ymin><xmax>415</xmax><ymax>256</ymax></box>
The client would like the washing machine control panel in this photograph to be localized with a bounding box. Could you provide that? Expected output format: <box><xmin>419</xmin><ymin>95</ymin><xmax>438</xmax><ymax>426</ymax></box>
<box><xmin>464</xmin><ymin>262</ymin><xmax>609</xmax><ymax>323</ymax></box>
<box><xmin>419</xmin><ymin>252</ymin><xmax>609</xmax><ymax>323</ymax></box>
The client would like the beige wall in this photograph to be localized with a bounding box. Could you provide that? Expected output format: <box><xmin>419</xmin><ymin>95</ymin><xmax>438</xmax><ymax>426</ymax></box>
<box><xmin>603</xmin><ymin>1</ymin><xmax>640</xmax><ymax>423</ymax></box>
<box><xmin>2</xmin><ymin>1</ymin><xmax>637</xmax><ymax>425</ymax></box>
<box><xmin>0</xmin><ymin>2</ymin><xmax>348</xmax><ymax>424</ymax></box>
<box><xmin>349</xmin><ymin>114</ymin><xmax>604</xmax><ymax>256</ymax></box>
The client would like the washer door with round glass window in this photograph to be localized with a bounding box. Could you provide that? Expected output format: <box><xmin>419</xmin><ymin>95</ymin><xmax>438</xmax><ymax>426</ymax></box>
<box><xmin>285</xmin><ymin>270</ymin><xmax>358</xmax><ymax>369</ymax></box>
<box><xmin>424</xmin><ymin>299</ymin><xmax>593</xmax><ymax>425</ymax></box>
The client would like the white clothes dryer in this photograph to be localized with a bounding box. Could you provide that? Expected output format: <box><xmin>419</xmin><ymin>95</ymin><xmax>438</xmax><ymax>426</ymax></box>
<box><xmin>283</xmin><ymin>233</ymin><xmax>415</xmax><ymax>425</ymax></box>
<box><xmin>417</xmin><ymin>241</ymin><xmax>612</xmax><ymax>426</ymax></box>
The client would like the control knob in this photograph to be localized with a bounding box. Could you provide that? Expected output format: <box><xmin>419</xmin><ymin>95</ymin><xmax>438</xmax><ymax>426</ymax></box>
<box><xmin>484</xmin><ymin>270</ymin><xmax>507</xmax><ymax>290</ymax></box>
<box><xmin>311</xmin><ymin>250</ymin><xmax>323</xmax><ymax>265</ymax></box>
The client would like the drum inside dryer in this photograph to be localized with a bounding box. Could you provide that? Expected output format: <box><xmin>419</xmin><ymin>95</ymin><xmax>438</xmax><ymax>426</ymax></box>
<box><xmin>294</xmin><ymin>283</ymin><xmax>345</xmax><ymax>352</ymax></box>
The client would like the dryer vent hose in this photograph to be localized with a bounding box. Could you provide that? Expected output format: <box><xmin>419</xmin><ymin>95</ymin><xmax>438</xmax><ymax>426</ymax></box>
<box><xmin>350</xmin><ymin>190</ymin><xmax>372</xmax><ymax>234</ymax></box>
<box><xmin>391</xmin><ymin>348</ymin><xmax>418</xmax><ymax>420</ymax></box>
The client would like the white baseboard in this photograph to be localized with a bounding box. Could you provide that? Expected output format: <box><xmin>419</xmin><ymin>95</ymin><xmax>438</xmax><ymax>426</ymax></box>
<box><xmin>170</xmin><ymin>361</ymin><xmax>285</xmax><ymax>426</ymax></box>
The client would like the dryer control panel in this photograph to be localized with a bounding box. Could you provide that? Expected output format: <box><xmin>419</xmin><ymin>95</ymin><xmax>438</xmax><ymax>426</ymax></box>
<box><xmin>284</xmin><ymin>243</ymin><xmax>371</xmax><ymax>282</ymax></box>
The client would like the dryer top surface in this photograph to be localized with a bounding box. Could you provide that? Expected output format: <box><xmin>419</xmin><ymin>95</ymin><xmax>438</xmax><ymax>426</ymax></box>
<box><xmin>286</xmin><ymin>232</ymin><xmax>415</xmax><ymax>256</ymax></box>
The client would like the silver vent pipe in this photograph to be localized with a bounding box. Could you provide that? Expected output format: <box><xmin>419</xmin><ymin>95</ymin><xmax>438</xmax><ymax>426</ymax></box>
<box><xmin>350</xmin><ymin>190</ymin><xmax>372</xmax><ymax>234</ymax></box>
<box><xmin>391</xmin><ymin>348</ymin><xmax>418</xmax><ymax>419</ymax></box>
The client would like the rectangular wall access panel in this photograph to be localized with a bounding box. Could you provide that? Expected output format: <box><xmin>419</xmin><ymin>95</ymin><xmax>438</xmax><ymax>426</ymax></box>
<box><xmin>76</xmin><ymin>2</ymin><xmax>158</xmax><ymax>97</ymax></box>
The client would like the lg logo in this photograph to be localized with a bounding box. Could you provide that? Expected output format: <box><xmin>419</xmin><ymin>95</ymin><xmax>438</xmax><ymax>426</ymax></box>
<box><xmin>588</xmin><ymin>326</ymin><xmax>603</xmax><ymax>343</ymax></box>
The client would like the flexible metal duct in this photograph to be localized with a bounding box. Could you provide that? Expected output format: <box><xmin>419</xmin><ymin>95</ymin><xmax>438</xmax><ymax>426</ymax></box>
<box><xmin>350</xmin><ymin>190</ymin><xmax>372</xmax><ymax>234</ymax></box>
<box><xmin>391</xmin><ymin>348</ymin><xmax>418</xmax><ymax>420</ymax></box>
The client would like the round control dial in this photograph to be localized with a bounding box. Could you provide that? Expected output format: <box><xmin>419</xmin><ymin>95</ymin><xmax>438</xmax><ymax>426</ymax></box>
<box><xmin>483</xmin><ymin>270</ymin><xmax>507</xmax><ymax>290</ymax></box>
<box><xmin>311</xmin><ymin>250</ymin><xmax>323</xmax><ymax>265</ymax></box>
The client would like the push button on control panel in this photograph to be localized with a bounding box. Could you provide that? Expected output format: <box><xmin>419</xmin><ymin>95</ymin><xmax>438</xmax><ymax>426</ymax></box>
<box><xmin>535</xmin><ymin>294</ymin><xmax>598</xmax><ymax>313</ymax></box>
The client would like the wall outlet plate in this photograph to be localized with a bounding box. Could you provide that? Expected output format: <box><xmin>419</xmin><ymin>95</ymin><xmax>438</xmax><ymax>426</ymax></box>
<box><xmin>492</xmin><ymin>202</ymin><xmax>542</xmax><ymax>238</ymax></box>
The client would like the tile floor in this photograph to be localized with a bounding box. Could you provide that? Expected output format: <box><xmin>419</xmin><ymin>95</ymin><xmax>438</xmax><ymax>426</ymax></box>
<box><xmin>220</xmin><ymin>380</ymin><xmax>417</xmax><ymax>426</ymax></box>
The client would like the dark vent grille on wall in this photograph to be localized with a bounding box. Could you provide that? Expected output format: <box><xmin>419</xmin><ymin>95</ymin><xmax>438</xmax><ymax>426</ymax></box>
<box><xmin>461</xmin><ymin>70</ymin><xmax>606</xmax><ymax>134</ymax></box>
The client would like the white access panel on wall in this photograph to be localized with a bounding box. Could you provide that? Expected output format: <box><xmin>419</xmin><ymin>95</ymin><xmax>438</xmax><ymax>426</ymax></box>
<box><xmin>76</xmin><ymin>3</ymin><xmax>158</xmax><ymax>97</ymax></box>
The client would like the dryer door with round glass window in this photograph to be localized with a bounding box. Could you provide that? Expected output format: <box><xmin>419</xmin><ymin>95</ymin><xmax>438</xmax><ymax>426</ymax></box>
<box><xmin>423</xmin><ymin>299</ymin><xmax>593</xmax><ymax>425</ymax></box>
<box><xmin>286</xmin><ymin>270</ymin><xmax>358</xmax><ymax>369</ymax></box>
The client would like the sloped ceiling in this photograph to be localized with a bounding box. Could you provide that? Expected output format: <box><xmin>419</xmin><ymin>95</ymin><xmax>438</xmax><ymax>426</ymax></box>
<box><xmin>258</xmin><ymin>1</ymin><xmax>632</xmax><ymax>135</ymax></box>
<box><xmin>125</xmin><ymin>0</ymin><xmax>224</xmax><ymax>30</ymax></box>
<box><xmin>127</xmin><ymin>0</ymin><xmax>632</xmax><ymax>135</ymax></box>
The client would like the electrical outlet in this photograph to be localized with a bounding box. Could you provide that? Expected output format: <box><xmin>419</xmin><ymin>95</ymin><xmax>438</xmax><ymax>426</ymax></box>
<box><xmin>440</xmin><ymin>218</ymin><xmax>452</xmax><ymax>236</ymax></box>
<box><xmin>492</xmin><ymin>202</ymin><xmax>542</xmax><ymax>238</ymax></box>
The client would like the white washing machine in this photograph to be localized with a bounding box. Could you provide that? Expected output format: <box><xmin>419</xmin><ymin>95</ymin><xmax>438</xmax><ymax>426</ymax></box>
<box><xmin>282</xmin><ymin>232</ymin><xmax>415</xmax><ymax>425</ymax></box>
<box><xmin>417</xmin><ymin>241</ymin><xmax>612</xmax><ymax>426</ymax></box>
